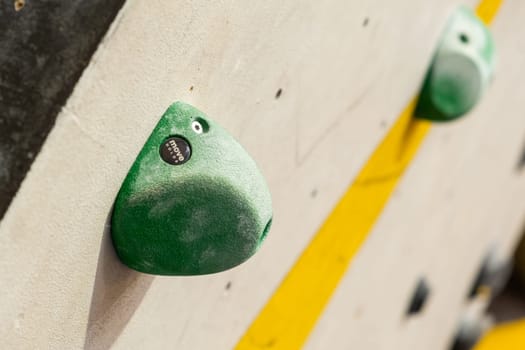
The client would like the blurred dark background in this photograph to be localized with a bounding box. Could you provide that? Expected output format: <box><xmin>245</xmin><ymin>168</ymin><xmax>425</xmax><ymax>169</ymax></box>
<box><xmin>0</xmin><ymin>0</ymin><xmax>124</xmax><ymax>219</ymax></box>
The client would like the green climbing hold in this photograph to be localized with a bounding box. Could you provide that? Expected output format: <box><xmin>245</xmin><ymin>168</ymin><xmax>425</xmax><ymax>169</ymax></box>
<box><xmin>111</xmin><ymin>102</ymin><xmax>273</xmax><ymax>275</ymax></box>
<box><xmin>415</xmin><ymin>6</ymin><xmax>495</xmax><ymax>122</ymax></box>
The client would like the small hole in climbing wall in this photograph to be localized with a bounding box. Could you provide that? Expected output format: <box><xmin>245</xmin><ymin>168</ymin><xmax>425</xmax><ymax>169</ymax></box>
<box><xmin>225</xmin><ymin>281</ymin><xmax>232</xmax><ymax>290</ymax></box>
<box><xmin>363</xmin><ymin>17</ymin><xmax>369</xmax><ymax>27</ymax></box>
<box><xmin>189</xmin><ymin>85</ymin><xmax>194</xmax><ymax>92</ymax></box>
<box><xmin>459</xmin><ymin>33</ymin><xmax>469</xmax><ymax>44</ymax></box>
<box><xmin>406</xmin><ymin>277</ymin><xmax>431</xmax><ymax>316</ymax></box>
<box><xmin>275</xmin><ymin>88</ymin><xmax>282</xmax><ymax>99</ymax></box>
<box><xmin>192</xmin><ymin>117</ymin><xmax>209</xmax><ymax>133</ymax></box>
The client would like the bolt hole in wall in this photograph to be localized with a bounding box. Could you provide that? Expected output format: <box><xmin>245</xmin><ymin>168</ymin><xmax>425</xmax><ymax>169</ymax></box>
<box><xmin>191</xmin><ymin>117</ymin><xmax>209</xmax><ymax>134</ymax></box>
<box><xmin>275</xmin><ymin>88</ymin><xmax>282</xmax><ymax>99</ymax></box>
<box><xmin>406</xmin><ymin>277</ymin><xmax>431</xmax><ymax>316</ymax></box>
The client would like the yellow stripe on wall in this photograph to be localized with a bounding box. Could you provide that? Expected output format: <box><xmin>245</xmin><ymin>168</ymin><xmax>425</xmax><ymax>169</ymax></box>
<box><xmin>235</xmin><ymin>2</ymin><xmax>502</xmax><ymax>349</ymax></box>
<box><xmin>474</xmin><ymin>319</ymin><xmax>525</xmax><ymax>350</ymax></box>
<box><xmin>476</xmin><ymin>0</ymin><xmax>503</xmax><ymax>22</ymax></box>
<box><xmin>237</xmin><ymin>101</ymin><xmax>428</xmax><ymax>350</ymax></box>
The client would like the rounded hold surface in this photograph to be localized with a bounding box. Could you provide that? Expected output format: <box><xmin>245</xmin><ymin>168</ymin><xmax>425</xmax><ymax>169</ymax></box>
<box><xmin>415</xmin><ymin>6</ymin><xmax>495</xmax><ymax>122</ymax></box>
<box><xmin>111</xmin><ymin>102</ymin><xmax>273</xmax><ymax>275</ymax></box>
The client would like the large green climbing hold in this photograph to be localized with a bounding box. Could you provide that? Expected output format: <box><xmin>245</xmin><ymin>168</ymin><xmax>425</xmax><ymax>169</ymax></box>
<box><xmin>111</xmin><ymin>102</ymin><xmax>273</xmax><ymax>275</ymax></box>
<box><xmin>415</xmin><ymin>6</ymin><xmax>495</xmax><ymax>122</ymax></box>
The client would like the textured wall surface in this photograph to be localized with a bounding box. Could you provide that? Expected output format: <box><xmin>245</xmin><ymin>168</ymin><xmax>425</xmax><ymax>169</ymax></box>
<box><xmin>1</xmin><ymin>0</ymin><xmax>524</xmax><ymax>349</ymax></box>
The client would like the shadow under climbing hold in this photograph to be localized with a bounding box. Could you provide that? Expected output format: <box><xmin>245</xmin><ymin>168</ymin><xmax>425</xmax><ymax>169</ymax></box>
<box><xmin>415</xmin><ymin>6</ymin><xmax>495</xmax><ymax>122</ymax></box>
<box><xmin>111</xmin><ymin>102</ymin><xmax>273</xmax><ymax>275</ymax></box>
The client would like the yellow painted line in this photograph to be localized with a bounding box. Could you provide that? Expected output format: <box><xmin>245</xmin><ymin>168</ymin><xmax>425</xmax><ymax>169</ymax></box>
<box><xmin>475</xmin><ymin>319</ymin><xmax>525</xmax><ymax>350</ymax></box>
<box><xmin>476</xmin><ymin>0</ymin><xmax>503</xmax><ymax>22</ymax></box>
<box><xmin>235</xmin><ymin>2</ymin><xmax>502</xmax><ymax>349</ymax></box>
<box><xmin>236</xmin><ymin>100</ymin><xmax>428</xmax><ymax>350</ymax></box>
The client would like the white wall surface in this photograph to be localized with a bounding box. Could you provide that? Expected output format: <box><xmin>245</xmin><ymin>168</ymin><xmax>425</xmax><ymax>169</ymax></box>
<box><xmin>3</xmin><ymin>0</ymin><xmax>525</xmax><ymax>349</ymax></box>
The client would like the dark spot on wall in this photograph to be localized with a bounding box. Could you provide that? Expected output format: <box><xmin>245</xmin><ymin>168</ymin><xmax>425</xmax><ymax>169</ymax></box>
<box><xmin>406</xmin><ymin>277</ymin><xmax>431</xmax><ymax>316</ymax></box>
<box><xmin>275</xmin><ymin>88</ymin><xmax>282</xmax><ymax>99</ymax></box>
<box><xmin>517</xmin><ymin>140</ymin><xmax>525</xmax><ymax>171</ymax></box>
